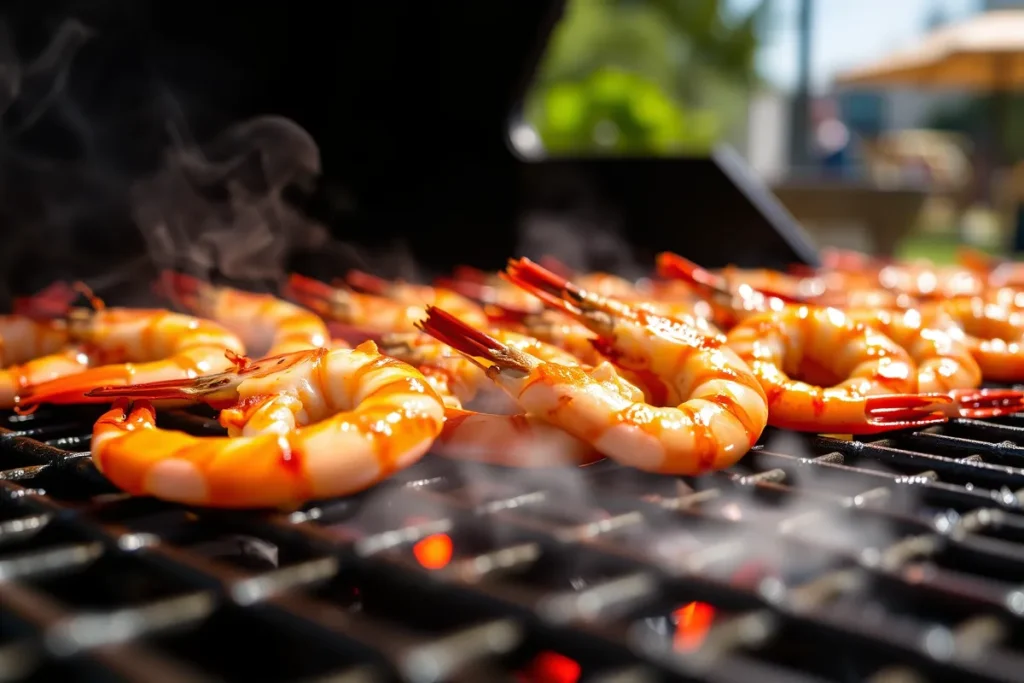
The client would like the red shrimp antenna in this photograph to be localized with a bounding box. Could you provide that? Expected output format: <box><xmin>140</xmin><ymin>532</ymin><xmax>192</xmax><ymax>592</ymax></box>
<box><xmin>415</xmin><ymin>306</ymin><xmax>533</xmax><ymax>374</ymax></box>
<box><xmin>344</xmin><ymin>269</ymin><xmax>392</xmax><ymax>295</ymax></box>
<box><xmin>859</xmin><ymin>394</ymin><xmax>953</xmax><ymax>433</ymax></box>
<box><xmin>948</xmin><ymin>388</ymin><xmax>1024</xmax><ymax>419</ymax></box>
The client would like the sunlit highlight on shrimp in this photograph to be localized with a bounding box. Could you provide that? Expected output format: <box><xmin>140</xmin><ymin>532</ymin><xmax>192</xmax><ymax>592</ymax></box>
<box><xmin>843</xmin><ymin>307</ymin><xmax>1024</xmax><ymax>418</ymax></box>
<box><xmin>725</xmin><ymin>306</ymin><xmax>952</xmax><ymax>433</ymax></box>
<box><xmin>83</xmin><ymin>341</ymin><xmax>446</xmax><ymax>508</ymax></box>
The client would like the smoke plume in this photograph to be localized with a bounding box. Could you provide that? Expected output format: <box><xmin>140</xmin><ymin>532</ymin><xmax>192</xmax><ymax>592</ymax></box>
<box><xmin>131</xmin><ymin>115</ymin><xmax>331</xmax><ymax>285</ymax></box>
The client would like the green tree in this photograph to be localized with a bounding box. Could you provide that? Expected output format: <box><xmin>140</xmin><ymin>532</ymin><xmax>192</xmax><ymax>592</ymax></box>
<box><xmin>526</xmin><ymin>0</ymin><xmax>767</xmax><ymax>155</ymax></box>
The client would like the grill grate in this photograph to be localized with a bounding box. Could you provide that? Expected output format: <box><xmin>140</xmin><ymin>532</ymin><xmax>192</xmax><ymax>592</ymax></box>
<box><xmin>1</xmin><ymin>397</ymin><xmax>1023</xmax><ymax>683</ymax></box>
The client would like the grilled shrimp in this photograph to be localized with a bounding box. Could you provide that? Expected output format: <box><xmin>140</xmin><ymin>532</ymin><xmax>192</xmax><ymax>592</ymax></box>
<box><xmin>927</xmin><ymin>297</ymin><xmax>1024</xmax><ymax>383</ymax></box>
<box><xmin>16</xmin><ymin>298</ymin><xmax>247</xmax><ymax>408</ymax></box>
<box><xmin>725</xmin><ymin>306</ymin><xmax>952</xmax><ymax>433</ymax></box>
<box><xmin>285</xmin><ymin>274</ymin><xmax>438</xmax><ymax>336</ymax></box>
<box><xmin>84</xmin><ymin>341</ymin><xmax>446</xmax><ymax>508</ymax></box>
<box><xmin>382</xmin><ymin>330</ymin><xmax>644</xmax><ymax>468</ymax></box>
<box><xmin>421</xmin><ymin>257</ymin><xmax>774</xmax><ymax>474</ymax></box>
<box><xmin>0</xmin><ymin>315</ymin><xmax>89</xmax><ymax>409</ymax></box>
<box><xmin>843</xmin><ymin>307</ymin><xmax>1024</xmax><ymax>418</ymax></box>
<box><xmin>344</xmin><ymin>270</ymin><xmax>490</xmax><ymax>328</ymax></box>
<box><xmin>160</xmin><ymin>272</ymin><xmax>333</xmax><ymax>356</ymax></box>
<box><xmin>418</xmin><ymin>305</ymin><xmax>767</xmax><ymax>475</ymax></box>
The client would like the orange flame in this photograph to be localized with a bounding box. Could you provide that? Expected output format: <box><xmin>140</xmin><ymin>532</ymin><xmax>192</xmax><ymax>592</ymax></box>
<box><xmin>672</xmin><ymin>601</ymin><xmax>715</xmax><ymax>652</ymax></box>
<box><xmin>412</xmin><ymin>533</ymin><xmax>453</xmax><ymax>570</ymax></box>
<box><xmin>517</xmin><ymin>651</ymin><xmax>580</xmax><ymax>683</ymax></box>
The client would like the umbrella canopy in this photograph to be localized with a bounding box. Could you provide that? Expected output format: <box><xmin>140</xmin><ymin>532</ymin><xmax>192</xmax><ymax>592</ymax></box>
<box><xmin>835</xmin><ymin>10</ymin><xmax>1024</xmax><ymax>91</ymax></box>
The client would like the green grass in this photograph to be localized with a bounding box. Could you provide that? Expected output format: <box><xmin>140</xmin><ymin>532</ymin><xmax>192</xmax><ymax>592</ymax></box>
<box><xmin>893</xmin><ymin>235</ymin><xmax>1004</xmax><ymax>265</ymax></box>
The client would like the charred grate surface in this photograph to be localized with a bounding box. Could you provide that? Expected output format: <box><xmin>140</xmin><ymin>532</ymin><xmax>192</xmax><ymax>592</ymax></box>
<box><xmin>1</xmin><ymin>398</ymin><xmax>1024</xmax><ymax>683</ymax></box>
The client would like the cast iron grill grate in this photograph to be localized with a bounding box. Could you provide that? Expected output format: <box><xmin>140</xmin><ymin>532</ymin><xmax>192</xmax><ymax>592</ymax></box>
<box><xmin>1</xmin><ymin>397</ymin><xmax>1023</xmax><ymax>683</ymax></box>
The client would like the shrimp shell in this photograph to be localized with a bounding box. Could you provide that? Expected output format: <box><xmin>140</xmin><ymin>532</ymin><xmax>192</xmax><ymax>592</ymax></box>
<box><xmin>89</xmin><ymin>342</ymin><xmax>446</xmax><ymax>508</ymax></box>
<box><xmin>16</xmin><ymin>308</ymin><xmax>246</xmax><ymax>408</ymax></box>
<box><xmin>0</xmin><ymin>316</ymin><xmax>89</xmax><ymax>409</ymax></box>
<box><xmin>725</xmin><ymin>306</ymin><xmax>952</xmax><ymax>433</ymax></box>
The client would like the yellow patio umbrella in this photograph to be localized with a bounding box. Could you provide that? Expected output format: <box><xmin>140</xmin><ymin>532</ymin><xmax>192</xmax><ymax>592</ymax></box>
<box><xmin>835</xmin><ymin>10</ymin><xmax>1024</xmax><ymax>90</ymax></box>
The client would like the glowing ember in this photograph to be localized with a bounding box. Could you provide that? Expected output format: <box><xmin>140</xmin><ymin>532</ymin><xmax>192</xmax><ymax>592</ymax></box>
<box><xmin>412</xmin><ymin>533</ymin><xmax>453</xmax><ymax>570</ymax></box>
<box><xmin>516</xmin><ymin>651</ymin><xmax>581</xmax><ymax>683</ymax></box>
<box><xmin>672</xmin><ymin>601</ymin><xmax>715</xmax><ymax>652</ymax></box>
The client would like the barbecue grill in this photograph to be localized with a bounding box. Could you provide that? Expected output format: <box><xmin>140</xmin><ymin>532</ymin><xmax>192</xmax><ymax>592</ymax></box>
<box><xmin>2</xmin><ymin>398</ymin><xmax>1024</xmax><ymax>682</ymax></box>
<box><xmin>3</xmin><ymin>2</ymin><xmax>1024</xmax><ymax>682</ymax></box>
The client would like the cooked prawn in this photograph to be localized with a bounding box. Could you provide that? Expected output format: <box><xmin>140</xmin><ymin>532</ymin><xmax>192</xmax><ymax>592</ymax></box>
<box><xmin>159</xmin><ymin>272</ymin><xmax>333</xmax><ymax>356</ymax></box>
<box><xmin>724</xmin><ymin>306</ymin><xmax>952</xmax><ymax>433</ymax></box>
<box><xmin>843</xmin><ymin>307</ymin><xmax>1024</xmax><ymax>418</ymax></box>
<box><xmin>344</xmin><ymin>269</ymin><xmax>489</xmax><ymax>328</ymax></box>
<box><xmin>16</xmin><ymin>293</ymin><xmax>247</xmax><ymax>408</ymax></box>
<box><xmin>497</xmin><ymin>258</ymin><xmax>775</xmax><ymax>466</ymax></box>
<box><xmin>83</xmin><ymin>341</ymin><xmax>446</xmax><ymax>508</ymax></box>
<box><xmin>926</xmin><ymin>297</ymin><xmax>1024</xmax><ymax>383</ymax></box>
<box><xmin>418</xmin><ymin>299</ymin><xmax>768</xmax><ymax>476</ymax></box>
<box><xmin>0</xmin><ymin>315</ymin><xmax>89</xmax><ymax>409</ymax></box>
<box><xmin>286</xmin><ymin>274</ymin><xmax>463</xmax><ymax>336</ymax></box>
<box><xmin>382</xmin><ymin>329</ymin><xmax>645</xmax><ymax>468</ymax></box>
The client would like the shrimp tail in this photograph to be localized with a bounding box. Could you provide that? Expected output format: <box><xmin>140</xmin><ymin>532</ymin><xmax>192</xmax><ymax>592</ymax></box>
<box><xmin>283</xmin><ymin>273</ymin><xmax>337</xmax><ymax>306</ymax></box>
<box><xmin>282</xmin><ymin>274</ymin><xmax>347</xmax><ymax>322</ymax></box>
<box><xmin>416</xmin><ymin>306</ymin><xmax>533</xmax><ymax>374</ymax></box>
<box><xmin>947</xmin><ymin>388</ymin><xmax>1024</xmax><ymax>419</ymax></box>
<box><xmin>343</xmin><ymin>269</ymin><xmax>392</xmax><ymax>295</ymax></box>
<box><xmin>861</xmin><ymin>393</ymin><xmax>953</xmax><ymax>432</ymax></box>
<box><xmin>451</xmin><ymin>265</ymin><xmax>490</xmax><ymax>284</ymax></box>
<box><xmin>657</xmin><ymin>252</ymin><xmax>806</xmax><ymax>304</ymax></box>
<box><xmin>12</xmin><ymin>281</ymin><xmax>88</xmax><ymax>319</ymax></box>
<box><xmin>656</xmin><ymin>252</ymin><xmax>730</xmax><ymax>293</ymax></box>
<box><xmin>501</xmin><ymin>257</ymin><xmax>586</xmax><ymax>317</ymax></box>
<box><xmin>156</xmin><ymin>270</ymin><xmax>207</xmax><ymax>311</ymax></box>
<box><xmin>17</xmin><ymin>365</ymin><xmax>137</xmax><ymax>407</ymax></box>
<box><xmin>537</xmin><ymin>256</ymin><xmax>576</xmax><ymax>280</ymax></box>
<box><xmin>82</xmin><ymin>349</ymin><xmax>319</xmax><ymax>404</ymax></box>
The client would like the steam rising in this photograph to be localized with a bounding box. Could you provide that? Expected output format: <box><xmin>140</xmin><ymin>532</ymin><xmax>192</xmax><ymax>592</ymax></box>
<box><xmin>132</xmin><ymin>115</ymin><xmax>330</xmax><ymax>284</ymax></box>
<box><xmin>0</xmin><ymin>18</ymin><xmax>335</xmax><ymax>304</ymax></box>
<box><xmin>515</xmin><ymin>181</ymin><xmax>647</xmax><ymax>280</ymax></box>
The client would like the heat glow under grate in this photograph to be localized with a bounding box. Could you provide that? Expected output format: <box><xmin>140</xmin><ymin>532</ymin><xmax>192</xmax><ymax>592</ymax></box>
<box><xmin>1</xmin><ymin>398</ymin><xmax>1023</xmax><ymax>683</ymax></box>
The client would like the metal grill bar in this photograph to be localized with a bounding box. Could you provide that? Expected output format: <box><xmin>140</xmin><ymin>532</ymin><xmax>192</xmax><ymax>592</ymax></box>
<box><xmin>2</xmin><ymin>400</ymin><xmax>1023</xmax><ymax>683</ymax></box>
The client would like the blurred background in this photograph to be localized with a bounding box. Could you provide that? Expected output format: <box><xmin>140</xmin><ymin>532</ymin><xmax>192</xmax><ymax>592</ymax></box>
<box><xmin>514</xmin><ymin>0</ymin><xmax>1024</xmax><ymax>263</ymax></box>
